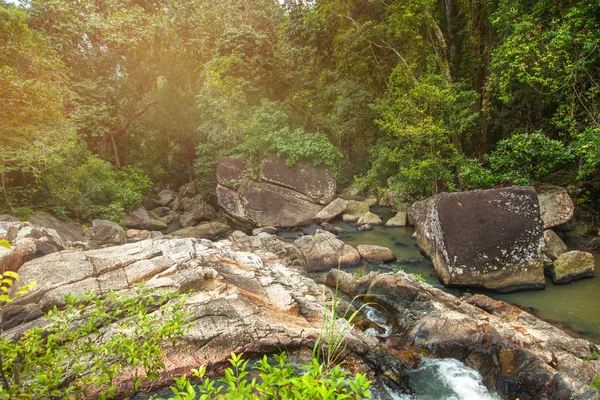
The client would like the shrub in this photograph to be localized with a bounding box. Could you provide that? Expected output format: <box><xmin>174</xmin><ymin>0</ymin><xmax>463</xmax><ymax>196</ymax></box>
<box><xmin>45</xmin><ymin>153</ymin><xmax>150</xmax><ymax>223</ymax></box>
<box><xmin>0</xmin><ymin>286</ymin><xmax>188</xmax><ymax>399</ymax></box>
<box><xmin>485</xmin><ymin>132</ymin><xmax>572</xmax><ymax>185</ymax></box>
<box><xmin>166</xmin><ymin>352</ymin><xmax>372</xmax><ymax>400</ymax></box>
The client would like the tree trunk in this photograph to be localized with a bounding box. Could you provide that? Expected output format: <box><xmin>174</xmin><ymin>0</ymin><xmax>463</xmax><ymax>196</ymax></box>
<box><xmin>108</xmin><ymin>131</ymin><xmax>121</xmax><ymax>169</ymax></box>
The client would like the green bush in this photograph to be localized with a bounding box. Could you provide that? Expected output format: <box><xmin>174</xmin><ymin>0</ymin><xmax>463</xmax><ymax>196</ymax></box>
<box><xmin>45</xmin><ymin>153</ymin><xmax>150</xmax><ymax>223</ymax></box>
<box><xmin>0</xmin><ymin>286</ymin><xmax>188</xmax><ymax>399</ymax></box>
<box><xmin>166</xmin><ymin>353</ymin><xmax>372</xmax><ymax>400</ymax></box>
<box><xmin>485</xmin><ymin>132</ymin><xmax>572</xmax><ymax>185</ymax></box>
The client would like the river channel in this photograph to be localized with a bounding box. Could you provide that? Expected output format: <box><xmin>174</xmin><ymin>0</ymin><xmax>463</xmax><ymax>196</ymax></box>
<box><xmin>308</xmin><ymin>207</ymin><xmax>599</xmax><ymax>344</ymax></box>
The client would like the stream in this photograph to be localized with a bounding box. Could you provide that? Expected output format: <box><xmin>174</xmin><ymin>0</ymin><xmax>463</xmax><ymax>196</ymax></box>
<box><xmin>323</xmin><ymin>206</ymin><xmax>600</xmax><ymax>344</ymax></box>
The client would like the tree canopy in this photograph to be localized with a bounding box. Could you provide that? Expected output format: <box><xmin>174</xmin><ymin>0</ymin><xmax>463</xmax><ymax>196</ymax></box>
<box><xmin>1</xmin><ymin>0</ymin><xmax>598</xmax><ymax>221</ymax></box>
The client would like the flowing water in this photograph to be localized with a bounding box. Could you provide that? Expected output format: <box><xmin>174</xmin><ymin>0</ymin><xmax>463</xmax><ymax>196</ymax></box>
<box><xmin>327</xmin><ymin>207</ymin><xmax>600</xmax><ymax>344</ymax></box>
<box><xmin>378</xmin><ymin>358</ymin><xmax>501</xmax><ymax>400</ymax></box>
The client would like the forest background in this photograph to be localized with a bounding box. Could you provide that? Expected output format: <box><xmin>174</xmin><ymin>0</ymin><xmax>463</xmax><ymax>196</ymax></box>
<box><xmin>1</xmin><ymin>0</ymin><xmax>598</xmax><ymax>224</ymax></box>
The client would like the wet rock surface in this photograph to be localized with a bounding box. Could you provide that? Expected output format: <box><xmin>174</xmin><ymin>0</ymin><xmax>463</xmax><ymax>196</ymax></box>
<box><xmin>412</xmin><ymin>187</ymin><xmax>546</xmax><ymax>292</ymax></box>
<box><xmin>330</xmin><ymin>269</ymin><xmax>600</xmax><ymax>400</ymax></box>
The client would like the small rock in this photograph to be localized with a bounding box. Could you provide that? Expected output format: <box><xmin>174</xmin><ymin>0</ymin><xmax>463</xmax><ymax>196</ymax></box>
<box><xmin>356</xmin><ymin>224</ymin><xmax>373</xmax><ymax>232</ymax></box>
<box><xmin>357</xmin><ymin>245</ymin><xmax>396</xmax><ymax>263</ymax></box>
<box><xmin>386</xmin><ymin>212</ymin><xmax>408</xmax><ymax>227</ymax></box>
<box><xmin>342</xmin><ymin>214</ymin><xmax>358</xmax><ymax>222</ymax></box>
<box><xmin>294</xmin><ymin>230</ymin><xmax>360</xmax><ymax>272</ymax></box>
<box><xmin>85</xmin><ymin>220</ymin><xmax>125</xmax><ymax>246</ymax></box>
<box><xmin>178</xmin><ymin>182</ymin><xmax>198</xmax><ymax>198</ymax></box>
<box><xmin>312</xmin><ymin>198</ymin><xmax>348</xmax><ymax>223</ymax></box>
<box><xmin>125</xmin><ymin>207</ymin><xmax>150</xmax><ymax>230</ymax></box>
<box><xmin>126</xmin><ymin>229</ymin><xmax>152</xmax><ymax>242</ymax></box>
<box><xmin>345</xmin><ymin>200</ymin><xmax>370</xmax><ymax>218</ymax></box>
<box><xmin>180</xmin><ymin>202</ymin><xmax>217</xmax><ymax>228</ymax></box>
<box><xmin>0</xmin><ymin>215</ymin><xmax>20</xmax><ymax>223</ymax></box>
<box><xmin>151</xmin><ymin>206</ymin><xmax>171</xmax><ymax>216</ymax></box>
<box><xmin>147</xmin><ymin>219</ymin><xmax>168</xmax><ymax>231</ymax></box>
<box><xmin>171</xmin><ymin>197</ymin><xmax>182</xmax><ymax>212</ymax></box>
<box><xmin>550</xmin><ymin>251</ymin><xmax>594</xmax><ymax>283</ymax></box>
<box><xmin>357</xmin><ymin>212</ymin><xmax>382</xmax><ymax>226</ymax></box>
<box><xmin>537</xmin><ymin>184</ymin><xmax>574</xmax><ymax>229</ymax></box>
<box><xmin>252</xmin><ymin>227</ymin><xmax>279</xmax><ymax>236</ymax></box>
<box><xmin>303</xmin><ymin>224</ymin><xmax>321</xmax><ymax>235</ymax></box>
<box><xmin>321</xmin><ymin>222</ymin><xmax>334</xmax><ymax>232</ymax></box>
<box><xmin>365</xmin><ymin>196</ymin><xmax>378</xmax><ymax>207</ymax></box>
<box><xmin>155</xmin><ymin>190</ymin><xmax>176</xmax><ymax>207</ymax></box>
<box><xmin>159</xmin><ymin>214</ymin><xmax>175</xmax><ymax>225</ymax></box>
<box><xmin>543</xmin><ymin>229</ymin><xmax>567</xmax><ymax>260</ymax></box>
<box><xmin>411</xmin><ymin>232</ymin><xmax>417</xmax><ymax>239</ymax></box>
<box><xmin>169</xmin><ymin>221</ymin><xmax>230</xmax><ymax>240</ymax></box>
<box><xmin>332</xmin><ymin>227</ymin><xmax>344</xmax><ymax>235</ymax></box>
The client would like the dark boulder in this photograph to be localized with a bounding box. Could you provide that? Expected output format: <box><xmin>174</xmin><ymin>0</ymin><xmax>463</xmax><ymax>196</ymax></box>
<box><xmin>411</xmin><ymin>187</ymin><xmax>545</xmax><ymax>292</ymax></box>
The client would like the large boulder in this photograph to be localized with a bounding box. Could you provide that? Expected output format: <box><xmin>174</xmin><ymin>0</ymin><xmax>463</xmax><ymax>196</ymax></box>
<box><xmin>294</xmin><ymin>230</ymin><xmax>360</xmax><ymax>272</ymax></box>
<box><xmin>411</xmin><ymin>187</ymin><xmax>546</xmax><ymax>292</ymax></box>
<box><xmin>536</xmin><ymin>184</ymin><xmax>574</xmax><ymax>229</ymax></box>
<box><xmin>549</xmin><ymin>250</ymin><xmax>595</xmax><ymax>283</ymax></box>
<box><xmin>85</xmin><ymin>220</ymin><xmax>125</xmax><ymax>246</ymax></box>
<box><xmin>179</xmin><ymin>202</ymin><xmax>217</xmax><ymax>228</ymax></box>
<box><xmin>260</xmin><ymin>156</ymin><xmax>335</xmax><ymax>205</ymax></box>
<box><xmin>357</xmin><ymin>245</ymin><xmax>396</xmax><ymax>263</ymax></box>
<box><xmin>217</xmin><ymin>157</ymin><xmax>336</xmax><ymax>229</ymax></box>
<box><xmin>217</xmin><ymin>181</ymin><xmax>323</xmax><ymax>228</ymax></box>
<box><xmin>178</xmin><ymin>182</ymin><xmax>198</xmax><ymax>198</ymax></box>
<box><xmin>312</xmin><ymin>198</ymin><xmax>348</xmax><ymax>223</ymax></box>
<box><xmin>3</xmin><ymin>238</ymin><xmax>411</xmax><ymax>398</ymax></box>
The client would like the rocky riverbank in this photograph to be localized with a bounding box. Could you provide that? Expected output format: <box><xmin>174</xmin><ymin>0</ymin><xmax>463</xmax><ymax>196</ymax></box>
<box><xmin>2</xmin><ymin>227</ymin><xmax>599</xmax><ymax>399</ymax></box>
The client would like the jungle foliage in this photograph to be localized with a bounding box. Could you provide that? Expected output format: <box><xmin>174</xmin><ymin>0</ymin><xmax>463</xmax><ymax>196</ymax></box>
<box><xmin>1</xmin><ymin>0</ymin><xmax>598</xmax><ymax>220</ymax></box>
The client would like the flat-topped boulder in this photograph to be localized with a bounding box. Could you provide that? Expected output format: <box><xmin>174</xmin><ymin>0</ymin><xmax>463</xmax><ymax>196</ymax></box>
<box><xmin>411</xmin><ymin>186</ymin><xmax>545</xmax><ymax>292</ymax></box>
<box><xmin>260</xmin><ymin>156</ymin><xmax>335</xmax><ymax>205</ymax></box>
